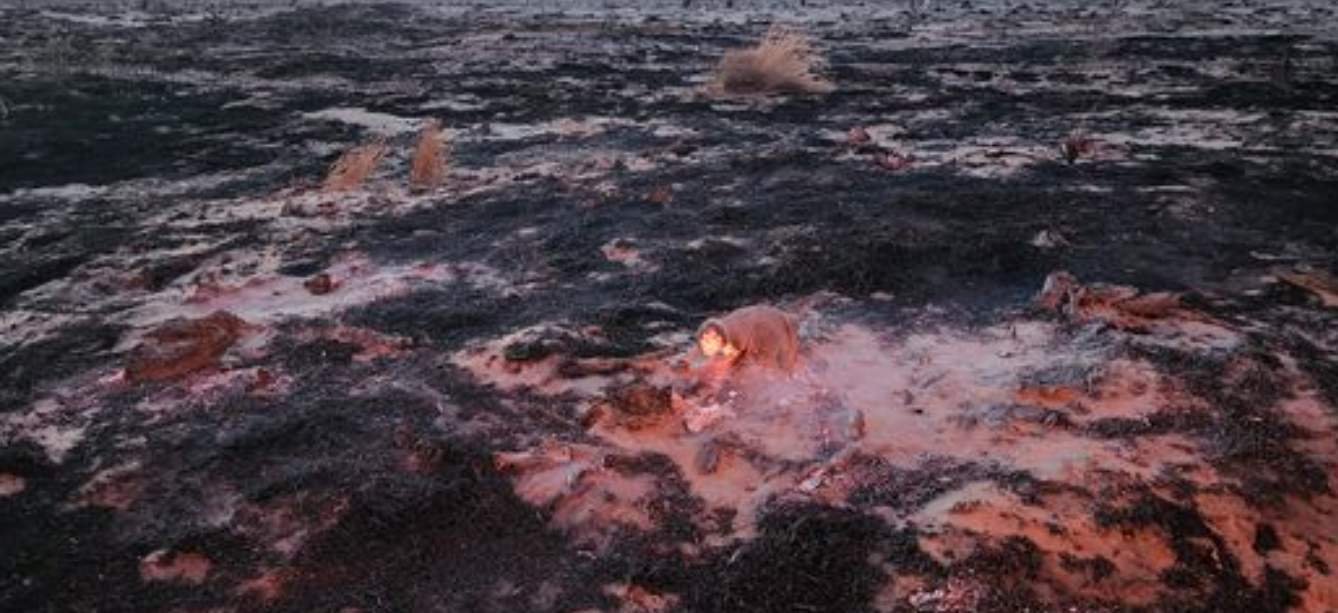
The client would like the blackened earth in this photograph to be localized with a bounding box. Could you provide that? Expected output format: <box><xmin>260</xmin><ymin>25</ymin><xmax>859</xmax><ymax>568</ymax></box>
<box><xmin>2</xmin><ymin>1</ymin><xmax>1338</xmax><ymax>612</ymax></box>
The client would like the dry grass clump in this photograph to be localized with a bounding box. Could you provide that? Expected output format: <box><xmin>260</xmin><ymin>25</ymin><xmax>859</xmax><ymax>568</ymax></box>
<box><xmin>710</xmin><ymin>26</ymin><xmax>833</xmax><ymax>97</ymax></box>
<box><xmin>324</xmin><ymin>139</ymin><xmax>388</xmax><ymax>192</ymax></box>
<box><xmin>410</xmin><ymin>119</ymin><xmax>450</xmax><ymax>190</ymax></box>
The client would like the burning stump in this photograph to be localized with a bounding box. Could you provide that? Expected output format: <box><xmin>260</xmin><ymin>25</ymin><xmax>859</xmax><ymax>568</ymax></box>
<box><xmin>126</xmin><ymin>311</ymin><xmax>247</xmax><ymax>382</ymax></box>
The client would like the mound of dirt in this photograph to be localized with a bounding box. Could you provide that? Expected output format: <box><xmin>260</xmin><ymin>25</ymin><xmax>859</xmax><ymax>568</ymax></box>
<box><xmin>125</xmin><ymin>310</ymin><xmax>248</xmax><ymax>382</ymax></box>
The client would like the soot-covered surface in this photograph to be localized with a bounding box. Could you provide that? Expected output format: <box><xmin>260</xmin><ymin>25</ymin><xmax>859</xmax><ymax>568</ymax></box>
<box><xmin>2</xmin><ymin>1</ymin><xmax>1338</xmax><ymax>612</ymax></box>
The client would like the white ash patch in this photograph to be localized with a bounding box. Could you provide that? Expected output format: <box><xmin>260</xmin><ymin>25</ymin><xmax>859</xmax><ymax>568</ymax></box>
<box><xmin>913</xmin><ymin>138</ymin><xmax>1057</xmax><ymax>179</ymax></box>
<box><xmin>481</xmin><ymin>116</ymin><xmax>637</xmax><ymax>142</ymax></box>
<box><xmin>122</xmin><ymin>252</ymin><xmax>457</xmax><ymax>332</ymax></box>
<box><xmin>303</xmin><ymin>107</ymin><xmax>424</xmax><ymax>137</ymax></box>
<box><xmin>0</xmin><ymin>183</ymin><xmax>105</xmax><ymax>201</ymax></box>
<box><xmin>0</xmin><ymin>396</ymin><xmax>94</xmax><ymax>464</ymax></box>
<box><xmin>685</xmin><ymin>235</ymin><xmax>749</xmax><ymax>251</ymax></box>
<box><xmin>419</xmin><ymin>96</ymin><xmax>486</xmax><ymax>113</ymax></box>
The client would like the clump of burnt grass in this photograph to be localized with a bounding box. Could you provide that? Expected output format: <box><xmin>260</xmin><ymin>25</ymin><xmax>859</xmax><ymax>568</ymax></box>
<box><xmin>409</xmin><ymin>120</ymin><xmax>449</xmax><ymax>191</ymax></box>
<box><xmin>709</xmin><ymin>26</ymin><xmax>833</xmax><ymax>97</ymax></box>
<box><xmin>846</xmin><ymin>454</ymin><xmax>1027</xmax><ymax>513</ymax></box>
<box><xmin>324</xmin><ymin>139</ymin><xmax>388</xmax><ymax>192</ymax></box>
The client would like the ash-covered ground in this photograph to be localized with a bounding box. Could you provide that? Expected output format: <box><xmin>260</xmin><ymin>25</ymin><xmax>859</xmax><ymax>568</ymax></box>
<box><xmin>2</xmin><ymin>1</ymin><xmax>1338</xmax><ymax>612</ymax></box>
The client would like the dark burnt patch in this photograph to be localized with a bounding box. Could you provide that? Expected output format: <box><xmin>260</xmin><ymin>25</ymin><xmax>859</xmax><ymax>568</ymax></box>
<box><xmin>347</xmin><ymin>284</ymin><xmax>525</xmax><ymax>350</ymax></box>
<box><xmin>0</xmin><ymin>75</ymin><xmax>289</xmax><ymax>192</ymax></box>
<box><xmin>0</xmin><ymin>319</ymin><xmax>122</xmax><ymax>412</ymax></box>
<box><xmin>0</xmin><ymin>207</ymin><xmax>134</xmax><ymax>309</ymax></box>
<box><xmin>1254</xmin><ymin>523</ymin><xmax>1282</xmax><ymax>556</ymax></box>
<box><xmin>1273</xmin><ymin>328</ymin><xmax>1338</xmax><ymax>410</ymax></box>
<box><xmin>846</xmin><ymin>454</ymin><xmax>1026</xmax><ymax>514</ymax></box>
<box><xmin>1059</xmin><ymin>552</ymin><xmax>1118</xmax><ymax>585</ymax></box>
<box><xmin>950</xmin><ymin>535</ymin><xmax>1047</xmax><ymax>609</ymax></box>
<box><xmin>685</xmin><ymin>503</ymin><xmax>889</xmax><ymax>613</ymax></box>
<box><xmin>1084</xmin><ymin>409</ymin><xmax>1215</xmax><ymax>439</ymax></box>
<box><xmin>1094</xmin><ymin>491</ymin><xmax>1303</xmax><ymax>613</ymax></box>
<box><xmin>1132</xmin><ymin>344</ymin><xmax>1332</xmax><ymax>503</ymax></box>
<box><xmin>252</xmin><ymin>442</ymin><xmax>608</xmax><ymax>613</ymax></box>
<box><xmin>0</xmin><ymin>472</ymin><xmax>150</xmax><ymax>612</ymax></box>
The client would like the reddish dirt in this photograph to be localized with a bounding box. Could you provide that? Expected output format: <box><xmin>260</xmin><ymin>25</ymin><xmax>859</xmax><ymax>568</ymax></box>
<box><xmin>125</xmin><ymin>311</ymin><xmax>248</xmax><ymax>382</ymax></box>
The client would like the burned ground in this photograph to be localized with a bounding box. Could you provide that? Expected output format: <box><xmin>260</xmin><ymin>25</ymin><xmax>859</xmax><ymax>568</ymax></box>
<box><xmin>2</xmin><ymin>1</ymin><xmax>1338</xmax><ymax>612</ymax></box>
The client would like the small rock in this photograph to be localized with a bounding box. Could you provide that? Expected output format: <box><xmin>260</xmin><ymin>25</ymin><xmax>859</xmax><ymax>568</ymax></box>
<box><xmin>873</xmin><ymin>150</ymin><xmax>915</xmax><ymax>171</ymax></box>
<box><xmin>503</xmin><ymin>339</ymin><xmax>559</xmax><ymax>362</ymax></box>
<box><xmin>304</xmin><ymin>272</ymin><xmax>336</xmax><ymax>295</ymax></box>
<box><xmin>604</xmin><ymin>383</ymin><xmax>674</xmax><ymax>430</ymax></box>
<box><xmin>1036</xmin><ymin>271</ymin><xmax>1078</xmax><ymax>311</ymax></box>
<box><xmin>695</xmin><ymin>440</ymin><xmax>723</xmax><ymax>474</ymax></box>
<box><xmin>646</xmin><ymin>185</ymin><xmax>674</xmax><ymax>205</ymax></box>
<box><xmin>601</xmin><ymin>238</ymin><xmax>645</xmax><ymax>267</ymax></box>
<box><xmin>249</xmin><ymin>368</ymin><xmax>276</xmax><ymax>392</ymax></box>
<box><xmin>1029</xmin><ymin>229</ymin><xmax>1069</xmax><ymax>249</ymax></box>
<box><xmin>667</xmin><ymin>138</ymin><xmax>697</xmax><ymax>157</ymax></box>
<box><xmin>0</xmin><ymin>473</ymin><xmax>25</xmax><ymax>497</ymax></box>
<box><xmin>842</xmin><ymin>409</ymin><xmax>866</xmax><ymax>440</ymax></box>
<box><xmin>847</xmin><ymin>125</ymin><xmax>872</xmax><ymax>145</ymax></box>
<box><xmin>140</xmin><ymin>550</ymin><xmax>212</xmax><ymax>585</ymax></box>
<box><xmin>1039</xmin><ymin>409</ymin><xmax>1069</xmax><ymax>428</ymax></box>
<box><xmin>577</xmin><ymin>402</ymin><xmax>608</xmax><ymax>427</ymax></box>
